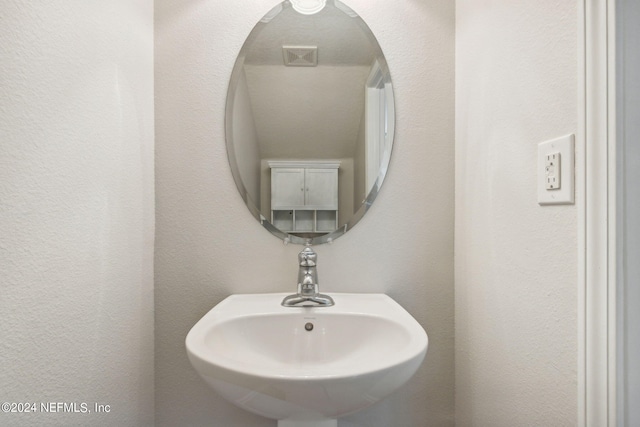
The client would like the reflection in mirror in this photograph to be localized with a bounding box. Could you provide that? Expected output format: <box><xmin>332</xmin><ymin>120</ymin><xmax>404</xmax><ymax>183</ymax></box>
<box><xmin>226</xmin><ymin>0</ymin><xmax>394</xmax><ymax>245</ymax></box>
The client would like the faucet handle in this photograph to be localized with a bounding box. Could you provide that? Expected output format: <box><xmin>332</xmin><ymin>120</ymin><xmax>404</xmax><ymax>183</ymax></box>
<box><xmin>298</xmin><ymin>246</ymin><xmax>317</xmax><ymax>266</ymax></box>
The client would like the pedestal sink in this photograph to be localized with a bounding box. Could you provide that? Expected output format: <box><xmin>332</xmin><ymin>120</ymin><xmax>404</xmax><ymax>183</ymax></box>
<box><xmin>185</xmin><ymin>293</ymin><xmax>428</xmax><ymax>427</ymax></box>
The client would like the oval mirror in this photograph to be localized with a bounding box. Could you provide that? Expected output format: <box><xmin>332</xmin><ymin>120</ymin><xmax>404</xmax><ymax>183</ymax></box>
<box><xmin>226</xmin><ymin>0</ymin><xmax>395</xmax><ymax>245</ymax></box>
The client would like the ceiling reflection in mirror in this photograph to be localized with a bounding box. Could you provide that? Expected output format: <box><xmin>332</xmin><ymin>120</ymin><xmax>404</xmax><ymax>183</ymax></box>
<box><xmin>226</xmin><ymin>0</ymin><xmax>394</xmax><ymax>245</ymax></box>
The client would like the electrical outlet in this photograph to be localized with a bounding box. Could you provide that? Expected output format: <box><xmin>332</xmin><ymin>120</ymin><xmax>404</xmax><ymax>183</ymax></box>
<box><xmin>538</xmin><ymin>135</ymin><xmax>574</xmax><ymax>205</ymax></box>
<box><xmin>545</xmin><ymin>152</ymin><xmax>561</xmax><ymax>190</ymax></box>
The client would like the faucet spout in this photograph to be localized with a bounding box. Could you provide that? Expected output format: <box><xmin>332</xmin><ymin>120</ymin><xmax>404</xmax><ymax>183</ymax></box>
<box><xmin>282</xmin><ymin>246</ymin><xmax>334</xmax><ymax>307</ymax></box>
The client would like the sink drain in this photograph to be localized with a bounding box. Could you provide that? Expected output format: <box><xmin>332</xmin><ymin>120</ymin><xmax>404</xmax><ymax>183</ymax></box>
<box><xmin>304</xmin><ymin>322</ymin><xmax>314</xmax><ymax>331</ymax></box>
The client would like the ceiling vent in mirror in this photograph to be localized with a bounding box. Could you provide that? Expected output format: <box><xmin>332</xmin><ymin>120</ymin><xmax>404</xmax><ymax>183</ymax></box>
<box><xmin>282</xmin><ymin>46</ymin><xmax>318</xmax><ymax>67</ymax></box>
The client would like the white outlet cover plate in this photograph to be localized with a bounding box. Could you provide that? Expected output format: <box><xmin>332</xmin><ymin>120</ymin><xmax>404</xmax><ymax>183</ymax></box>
<box><xmin>538</xmin><ymin>134</ymin><xmax>575</xmax><ymax>205</ymax></box>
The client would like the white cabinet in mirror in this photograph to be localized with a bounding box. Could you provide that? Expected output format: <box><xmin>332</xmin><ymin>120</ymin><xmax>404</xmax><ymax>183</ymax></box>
<box><xmin>269</xmin><ymin>161</ymin><xmax>339</xmax><ymax>237</ymax></box>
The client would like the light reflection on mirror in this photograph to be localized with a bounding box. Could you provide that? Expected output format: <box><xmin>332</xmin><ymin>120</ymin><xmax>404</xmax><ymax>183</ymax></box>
<box><xmin>226</xmin><ymin>0</ymin><xmax>394</xmax><ymax>245</ymax></box>
<box><xmin>290</xmin><ymin>0</ymin><xmax>327</xmax><ymax>15</ymax></box>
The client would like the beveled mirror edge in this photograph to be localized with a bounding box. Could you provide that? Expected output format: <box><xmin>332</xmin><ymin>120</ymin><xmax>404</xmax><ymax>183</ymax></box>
<box><xmin>224</xmin><ymin>0</ymin><xmax>396</xmax><ymax>246</ymax></box>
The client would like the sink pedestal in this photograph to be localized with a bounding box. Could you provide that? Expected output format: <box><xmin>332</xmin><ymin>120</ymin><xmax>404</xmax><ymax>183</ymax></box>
<box><xmin>278</xmin><ymin>419</ymin><xmax>337</xmax><ymax>427</ymax></box>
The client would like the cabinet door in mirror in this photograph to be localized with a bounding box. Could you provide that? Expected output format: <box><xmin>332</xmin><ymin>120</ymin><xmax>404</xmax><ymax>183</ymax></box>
<box><xmin>226</xmin><ymin>0</ymin><xmax>395</xmax><ymax>245</ymax></box>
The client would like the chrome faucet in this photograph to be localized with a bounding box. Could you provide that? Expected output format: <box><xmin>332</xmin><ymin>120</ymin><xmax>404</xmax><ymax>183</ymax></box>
<box><xmin>281</xmin><ymin>246</ymin><xmax>335</xmax><ymax>307</ymax></box>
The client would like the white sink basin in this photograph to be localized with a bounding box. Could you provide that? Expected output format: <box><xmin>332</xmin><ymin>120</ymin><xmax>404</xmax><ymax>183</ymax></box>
<box><xmin>186</xmin><ymin>293</ymin><xmax>428</xmax><ymax>427</ymax></box>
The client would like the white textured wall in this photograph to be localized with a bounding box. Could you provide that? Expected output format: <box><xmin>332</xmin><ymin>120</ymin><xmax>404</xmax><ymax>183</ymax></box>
<box><xmin>0</xmin><ymin>1</ymin><xmax>155</xmax><ymax>426</ymax></box>
<box><xmin>155</xmin><ymin>0</ymin><xmax>455</xmax><ymax>425</ymax></box>
<box><xmin>455</xmin><ymin>0</ymin><xmax>578</xmax><ymax>425</ymax></box>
